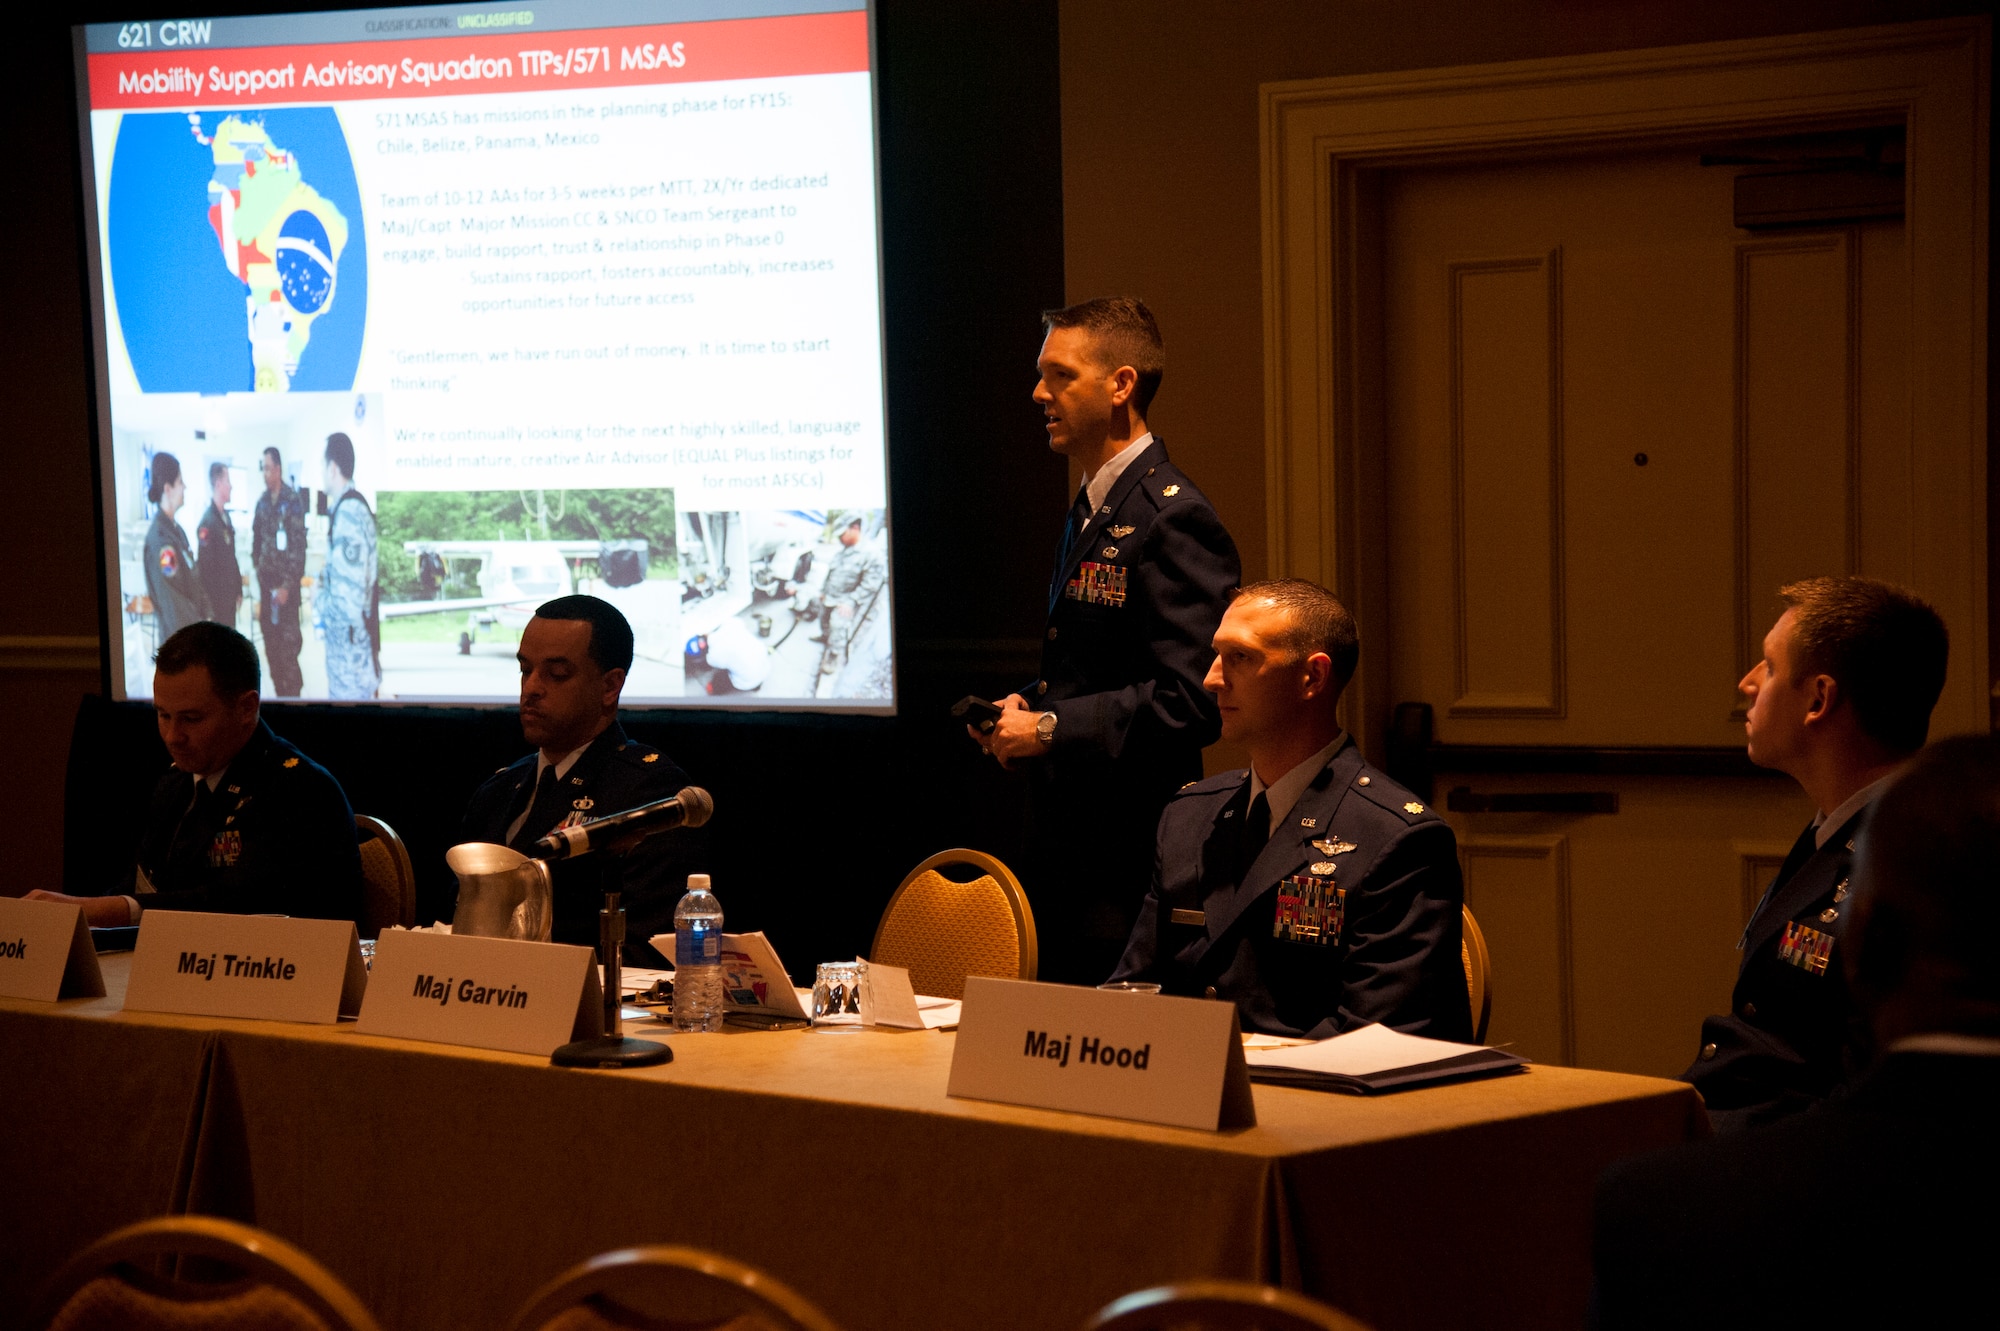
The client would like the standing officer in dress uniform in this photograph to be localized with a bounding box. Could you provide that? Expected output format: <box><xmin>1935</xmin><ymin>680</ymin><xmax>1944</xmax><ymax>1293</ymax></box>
<box><xmin>143</xmin><ymin>452</ymin><xmax>210</xmax><ymax>643</ymax></box>
<box><xmin>24</xmin><ymin>623</ymin><xmax>362</xmax><ymax>926</ymax></box>
<box><xmin>252</xmin><ymin>446</ymin><xmax>308</xmax><ymax>696</ymax></box>
<box><xmin>811</xmin><ymin>515</ymin><xmax>887</xmax><ymax>681</ymax></box>
<box><xmin>320</xmin><ymin>432</ymin><xmax>380</xmax><ymax>699</ymax></box>
<box><xmin>1109</xmin><ymin>581</ymin><xmax>1469</xmax><ymax>1038</ymax></box>
<box><xmin>460</xmin><ymin>596</ymin><xmax>706</xmax><ymax>961</ymax></box>
<box><xmin>1685</xmin><ymin>575</ymin><xmax>1949</xmax><ymax>1132</ymax></box>
<box><xmin>970</xmin><ymin>297</ymin><xmax>1241</xmax><ymax>984</ymax></box>
<box><xmin>196</xmin><ymin>461</ymin><xmax>242</xmax><ymax>629</ymax></box>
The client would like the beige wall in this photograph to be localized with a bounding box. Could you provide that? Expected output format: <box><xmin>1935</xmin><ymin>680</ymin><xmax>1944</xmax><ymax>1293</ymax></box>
<box><xmin>1057</xmin><ymin>0</ymin><xmax>1993</xmax><ymax>586</ymax></box>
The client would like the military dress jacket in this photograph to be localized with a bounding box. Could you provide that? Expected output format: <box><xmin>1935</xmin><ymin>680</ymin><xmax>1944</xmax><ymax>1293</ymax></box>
<box><xmin>252</xmin><ymin>483</ymin><xmax>308</xmax><ymax>592</ymax></box>
<box><xmin>196</xmin><ymin>501</ymin><xmax>241</xmax><ymax>621</ymax></box>
<box><xmin>122</xmin><ymin>719</ymin><xmax>363</xmax><ymax>924</ymax></box>
<box><xmin>1030</xmin><ymin>437</ymin><xmax>1241</xmax><ymax>779</ymax></box>
<box><xmin>144</xmin><ymin>510</ymin><xmax>209</xmax><ymax>641</ymax></box>
<box><xmin>1109</xmin><ymin>738</ymin><xmax>1471</xmax><ymax>1041</ymax></box>
<box><xmin>460</xmin><ymin>722</ymin><xmax>706</xmax><ymax>961</ymax></box>
<box><xmin>1682</xmin><ymin>810</ymin><xmax>1869</xmax><ymax>1130</ymax></box>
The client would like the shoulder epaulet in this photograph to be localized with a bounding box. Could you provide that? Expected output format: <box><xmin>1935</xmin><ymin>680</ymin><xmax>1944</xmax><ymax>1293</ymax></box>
<box><xmin>615</xmin><ymin>741</ymin><xmax>662</xmax><ymax>766</ymax></box>
<box><xmin>1172</xmin><ymin>770</ymin><xmax>1244</xmax><ymax>799</ymax></box>
<box><xmin>1348</xmin><ymin>768</ymin><xmax>1436</xmax><ymax>823</ymax></box>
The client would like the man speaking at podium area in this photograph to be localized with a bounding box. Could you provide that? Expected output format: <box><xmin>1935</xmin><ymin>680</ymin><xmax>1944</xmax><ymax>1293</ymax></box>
<box><xmin>1109</xmin><ymin>581</ymin><xmax>1470</xmax><ymax>1040</ymax></box>
<box><xmin>460</xmin><ymin>596</ymin><xmax>705</xmax><ymax>962</ymax></box>
<box><xmin>973</xmin><ymin>298</ymin><xmax>1242</xmax><ymax>984</ymax></box>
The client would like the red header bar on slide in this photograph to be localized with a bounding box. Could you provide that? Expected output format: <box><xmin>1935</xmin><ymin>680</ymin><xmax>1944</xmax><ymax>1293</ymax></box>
<box><xmin>86</xmin><ymin>10</ymin><xmax>867</xmax><ymax>109</ymax></box>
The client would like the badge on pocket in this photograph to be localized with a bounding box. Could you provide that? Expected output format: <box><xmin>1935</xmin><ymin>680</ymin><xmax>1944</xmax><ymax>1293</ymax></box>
<box><xmin>1274</xmin><ymin>874</ymin><xmax>1342</xmax><ymax>946</ymax></box>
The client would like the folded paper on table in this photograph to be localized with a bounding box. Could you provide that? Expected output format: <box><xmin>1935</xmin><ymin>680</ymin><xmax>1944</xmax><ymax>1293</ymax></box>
<box><xmin>1242</xmin><ymin>1022</ymin><xmax>1527</xmax><ymax>1093</ymax></box>
<box><xmin>918</xmin><ymin>997</ymin><xmax>961</xmax><ymax>1030</ymax></box>
<box><xmin>651</xmin><ymin>930</ymin><xmax>810</xmax><ymax>1020</ymax></box>
<box><xmin>860</xmin><ymin>961</ymin><xmax>922</xmax><ymax>1028</ymax></box>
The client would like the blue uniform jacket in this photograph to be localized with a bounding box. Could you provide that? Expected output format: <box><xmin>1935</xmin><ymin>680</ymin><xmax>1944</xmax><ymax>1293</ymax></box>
<box><xmin>460</xmin><ymin>722</ymin><xmax>706</xmax><ymax>962</ymax></box>
<box><xmin>123</xmin><ymin>718</ymin><xmax>362</xmax><ymax>925</ymax></box>
<box><xmin>1682</xmin><ymin>811</ymin><xmax>1868</xmax><ymax>1130</ymax></box>
<box><xmin>1111</xmin><ymin>737</ymin><xmax>1470</xmax><ymax>1040</ymax></box>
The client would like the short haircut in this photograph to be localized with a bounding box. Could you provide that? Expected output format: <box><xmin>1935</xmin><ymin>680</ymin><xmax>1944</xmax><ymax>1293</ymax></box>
<box><xmin>1849</xmin><ymin>735</ymin><xmax>2000</xmax><ymax>1027</ymax></box>
<box><xmin>147</xmin><ymin>452</ymin><xmax>181</xmax><ymax>505</ymax></box>
<box><xmin>324</xmin><ymin>432</ymin><xmax>355</xmax><ymax>481</ymax></box>
<box><xmin>1236</xmin><ymin>579</ymin><xmax>1361</xmax><ymax>689</ymax></box>
<box><xmin>1042</xmin><ymin>296</ymin><xmax>1166</xmax><ymax>415</ymax></box>
<box><xmin>535</xmin><ymin>595</ymin><xmax>634</xmax><ymax>674</ymax></box>
<box><xmin>262</xmin><ymin>446</ymin><xmax>282</xmax><ymax>468</ymax></box>
<box><xmin>1778</xmin><ymin>576</ymin><xmax>1949</xmax><ymax>754</ymax></box>
<box><xmin>155</xmin><ymin>622</ymin><xmax>261</xmax><ymax>698</ymax></box>
<box><xmin>208</xmin><ymin>460</ymin><xmax>229</xmax><ymax>485</ymax></box>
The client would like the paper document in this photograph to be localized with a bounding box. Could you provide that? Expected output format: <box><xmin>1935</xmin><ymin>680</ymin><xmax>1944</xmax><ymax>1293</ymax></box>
<box><xmin>917</xmin><ymin>997</ymin><xmax>961</xmax><ymax>1030</ymax></box>
<box><xmin>648</xmin><ymin>931</ymin><xmax>811</xmax><ymax>1021</ymax></box>
<box><xmin>1243</xmin><ymin>1023</ymin><xmax>1526</xmax><ymax>1093</ymax></box>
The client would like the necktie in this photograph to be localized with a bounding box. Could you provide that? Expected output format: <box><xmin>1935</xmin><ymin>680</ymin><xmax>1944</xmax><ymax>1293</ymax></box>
<box><xmin>1235</xmin><ymin>790</ymin><xmax>1272</xmax><ymax>886</ymax></box>
<box><xmin>1049</xmin><ymin>486</ymin><xmax>1095</xmax><ymax>608</ymax></box>
<box><xmin>1738</xmin><ymin>821</ymin><xmax>1820</xmax><ymax>949</ymax></box>
<box><xmin>510</xmin><ymin>766</ymin><xmax>568</xmax><ymax>851</ymax></box>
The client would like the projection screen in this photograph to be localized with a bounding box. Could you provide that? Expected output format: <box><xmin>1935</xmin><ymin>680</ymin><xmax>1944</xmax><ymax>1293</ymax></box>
<box><xmin>75</xmin><ymin>1</ymin><xmax>892</xmax><ymax>710</ymax></box>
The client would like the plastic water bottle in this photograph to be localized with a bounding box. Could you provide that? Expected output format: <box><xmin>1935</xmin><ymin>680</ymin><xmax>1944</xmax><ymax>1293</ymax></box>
<box><xmin>673</xmin><ymin>874</ymin><xmax>724</xmax><ymax>1032</ymax></box>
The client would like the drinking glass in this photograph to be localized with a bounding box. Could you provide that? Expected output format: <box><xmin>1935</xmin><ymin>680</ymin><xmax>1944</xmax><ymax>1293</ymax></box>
<box><xmin>812</xmin><ymin>961</ymin><xmax>865</xmax><ymax>1024</ymax></box>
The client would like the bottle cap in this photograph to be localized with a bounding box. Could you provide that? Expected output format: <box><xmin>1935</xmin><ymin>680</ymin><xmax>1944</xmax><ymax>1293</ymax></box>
<box><xmin>688</xmin><ymin>873</ymin><xmax>711</xmax><ymax>892</ymax></box>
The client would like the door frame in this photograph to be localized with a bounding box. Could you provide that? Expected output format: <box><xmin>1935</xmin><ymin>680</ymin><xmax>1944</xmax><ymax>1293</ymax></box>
<box><xmin>1259</xmin><ymin>18</ymin><xmax>1989</xmax><ymax>759</ymax></box>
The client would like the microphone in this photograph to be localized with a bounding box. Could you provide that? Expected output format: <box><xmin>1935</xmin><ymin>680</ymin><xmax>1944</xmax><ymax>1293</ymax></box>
<box><xmin>532</xmin><ymin>786</ymin><xmax>714</xmax><ymax>860</ymax></box>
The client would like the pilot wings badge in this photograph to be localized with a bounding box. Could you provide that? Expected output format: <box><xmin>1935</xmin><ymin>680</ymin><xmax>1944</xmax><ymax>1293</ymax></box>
<box><xmin>1310</xmin><ymin>838</ymin><xmax>1358</xmax><ymax>857</ymax></box>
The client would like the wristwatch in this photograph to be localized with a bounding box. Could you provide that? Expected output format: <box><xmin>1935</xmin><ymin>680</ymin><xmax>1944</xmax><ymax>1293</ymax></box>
<box><xmin>1035</xmin><ymin>711</ymin><xmax>1059</xmax><ymax>747</ymax></box>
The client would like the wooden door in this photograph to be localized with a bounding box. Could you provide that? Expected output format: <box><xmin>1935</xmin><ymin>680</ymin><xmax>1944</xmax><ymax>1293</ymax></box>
<box><xmin>1378</xmin><ymin>144</ymin><xmax>1913</xmax><ymax>1075</ymax></box>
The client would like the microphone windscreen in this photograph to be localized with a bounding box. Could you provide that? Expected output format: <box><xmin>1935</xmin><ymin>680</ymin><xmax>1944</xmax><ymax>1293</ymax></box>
<box><xmin>677</xmin><ymin>786</ymin><xmax>715</xmax><ymax>828</ymax></box>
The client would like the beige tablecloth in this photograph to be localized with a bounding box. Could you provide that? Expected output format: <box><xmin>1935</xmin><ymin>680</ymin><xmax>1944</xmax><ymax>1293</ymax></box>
<box><xmin>2</xmin><ymin>953</ymin><xmax>1705</xmax><ymax>1331</ymax></box>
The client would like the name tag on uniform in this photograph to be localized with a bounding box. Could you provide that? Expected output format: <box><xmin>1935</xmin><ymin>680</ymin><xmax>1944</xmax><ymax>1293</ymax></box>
<box><xmin>948</xmin><ymin>976</ymin><xmax>1255</xmax><ymax>1131</ymax></box>
<box><xmin>1064</xmin><ymin>562</ymin><xmax>1128</xmax><ymax>607</ymax></box>
<box><xmin>125</xmin><ymin>911</ymin><xmax>365</xmax><ymax>1024</ymax></box>
<box><xmin>1274</xmin><ymin>874</ymin><xmax>1343</xmax><ymax>946</ymax></box>
<box><xmin>1169</xmin><ymin>908</ymin><xmax>1206</xmax><ymax>927</ymax></box>
<box><xmin>356</xmin><ymin>930</ymin><xmax>601</xmax><ymax>1056</ymax></box>
<box><xmin>0</xmin><ymin>897</ymin><xmax>105</xmax><ymax>1002</ymax></box>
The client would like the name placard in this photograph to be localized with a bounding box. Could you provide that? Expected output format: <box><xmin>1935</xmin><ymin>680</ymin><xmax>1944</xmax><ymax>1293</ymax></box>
<box><xmin>125</xmin><ymin>911</ymin><xmax>365</xmax><ymax>1024</ymax></box>
<box><xmin>947</xmin><ymin>977</ymin><xmax>1256</xmax><ymax>1131</ymax></box>
<box><xmin>0</xmin><ymin>897</ymin><xmax>106</xmax><ymax>1003</ymax></box>
<box><xmin>355</xmin><ymin>929</ymin><xmax>602</xmax><ymax>1056</ymax></box>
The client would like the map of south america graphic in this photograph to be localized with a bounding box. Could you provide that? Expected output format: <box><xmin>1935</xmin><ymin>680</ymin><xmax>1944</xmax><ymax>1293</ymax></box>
<box><xmin>108</xmin><ymin>109</ymin><xmax>367</xmax><ymax>392</ymax></box>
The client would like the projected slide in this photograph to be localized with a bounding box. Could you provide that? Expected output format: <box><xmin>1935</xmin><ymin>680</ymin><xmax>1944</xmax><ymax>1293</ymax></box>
<box><xmin>79</xmin><ymin>1</ymin><xmax>891</xmax><ymax>709</ymax></box>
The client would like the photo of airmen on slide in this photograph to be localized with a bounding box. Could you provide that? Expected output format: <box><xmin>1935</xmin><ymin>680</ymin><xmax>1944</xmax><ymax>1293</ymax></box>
<box><xmin>680</xmin><ymin>508</ymin><xmax>891</xmax><ymax>701</ymax></box>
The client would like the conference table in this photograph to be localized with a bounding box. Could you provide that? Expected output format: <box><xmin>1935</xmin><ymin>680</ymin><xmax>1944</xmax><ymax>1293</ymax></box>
<box><xmin>1</xmin><ymin>952</ymin><xmax>1705</xmax><ymax>1331</ymax></box>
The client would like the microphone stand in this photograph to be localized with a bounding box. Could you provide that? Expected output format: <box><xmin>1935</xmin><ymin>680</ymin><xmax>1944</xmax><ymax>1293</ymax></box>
<box><xmin>551</xmin><ymin>840</ymin><xmax>673</xmax><ymax>1068</ymax></box>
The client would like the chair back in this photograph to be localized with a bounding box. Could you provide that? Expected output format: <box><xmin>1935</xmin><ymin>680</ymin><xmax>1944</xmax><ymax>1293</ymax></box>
<box><xmin>870</xmin><ymin>848</ymin><xmax>1036</xmax><ymax>999</ymax></box>
<box><xmin>507</xmin><ymin>1245</ymin><xmax>846</xmax><ymax>1331</ymax></box>
<box><xmin>1462</xmin><ymin>903</ymin><xmax>1492</xmax><ymax>1044</ymax></box>
<box><xmin>1080</xmin><ymin>1280</ymin><xmax>1375</xmax><ymax>1331</ymax></box>
<box><xmin>33</xmin><ymin>1215</ymin><xmax>381</xmax><ymax>1331</ymax></box>
<box><xmin>355</xmin><ymin>814</ymin><xmax>416</xmax><ymax>939</ymax></box>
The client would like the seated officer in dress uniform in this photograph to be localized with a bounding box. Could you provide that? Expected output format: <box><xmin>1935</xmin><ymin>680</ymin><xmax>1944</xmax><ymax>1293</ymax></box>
<box><xmin>1594</xmin><ymin>735</ymin><xmax>2000</xmax><ymax>1329</ymax></box>
<box><xmin>1107</xmin><ymin>580</ymin><xmax>1469</xmax><ymax>1039</ymax></box>
<box><xmin>459</xmin><ymin>595</ymin><xmax>704</xmax><ymax>961</ymax></box>
<box><xmin>25</xmin><ymin>623</ymin><xmax>362</xmax><ymax>926</ymax></box>
<box><xmin>1684</xmin><ymin>576</ymin><xmax>1948</xmax><ymax>1132</ymax></box>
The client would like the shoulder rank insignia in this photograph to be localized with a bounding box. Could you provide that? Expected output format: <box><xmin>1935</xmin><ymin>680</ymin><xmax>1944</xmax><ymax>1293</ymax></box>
<box><xmin>283</xmin><ymin>757</ymin><xmax>299</xmax><ymax>769</ymax></box>
<box><xmin>1162</xmin><ymin>484</ymin><xmax>1181</xmax><ymax>497</ymax></box>
<box><xmin>1275</xmin><ymin>874</ymin><xmax>1343</xmax><ymax>946</ymax></box>
<box><xmin>642</xmin><ymin>752</ymin><xmax>659</xmax><ymax>763</ymax></box>
<box><xmin>1311</xmin><ymin>838</ymin><xmax>1357</xmax><ymax>857</ymax></box>
<box><xmin>1109</xmin><ymin>524</ymin><xmax>1135</xmax><ymax>538</ymax></box>
<box><xmin>1778</xmin><ymin>921</ymin><xmax>1836</xmax><ymax>976</ymax></box>
<box><xmin>1404</xmin><ymin>801</ymin><xmax>1425</xmax><ymax>815</ymax></box>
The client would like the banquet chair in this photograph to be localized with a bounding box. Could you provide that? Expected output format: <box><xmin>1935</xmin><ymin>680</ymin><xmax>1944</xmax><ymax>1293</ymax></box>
<box><xmin>507</xmin><ymin>1245</ymin><xmax>846</xmax><ymax>1331</ymax></box>
<box><xmin>32</xmin><ymin>1215</ymin><xmax>382</xmax><ymax>1331</ymax></box>
<box><xmin>355</xmin><ymin>814</ymin><xmax>416</xmax><ymax>939</ymax></box>
<box><xmin>1462</xmin><ymin>904</ymin><xmax>1492</xmax><ymax>1044</ymax></box>
<box><xmin>870</xmin><ymin>848</ymin><xmax>1037</xmax><ymax>999</ymax></box>
<box><xmin>1079</xmin><ymin>1279</ymin><xmax>1375</xmax><ymax>1331</ymax></box>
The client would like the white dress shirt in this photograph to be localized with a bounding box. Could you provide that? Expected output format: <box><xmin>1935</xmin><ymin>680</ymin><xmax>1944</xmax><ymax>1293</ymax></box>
<box><xmin>1813</xmin><ymin>771</ymin><xmax>1899</xmax><ymax>849</ymax></box>
<box><xmin>1246</xmin><ymin>733</ymin><xmax>1347</xmax><ymax>847</ymax></box>
<box><xmin>1083</xmin><ymin>433</ymin><xmax>1155</xmax><ymax>514</ymax></box>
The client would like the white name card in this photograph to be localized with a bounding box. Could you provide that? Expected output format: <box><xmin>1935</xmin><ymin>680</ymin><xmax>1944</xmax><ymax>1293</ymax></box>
<box><xmin>0</xmin><ymin>897</ymin><xmax>105</xmax><ymax>1002</ymax></box>
<box><xmin>125</xmin><ymin>911</ymin><xmax>365</xmax><ymax>1024</ymax></box>
<box><xmin>356</xmin><ymin>929</ymin><xmax>603</xmax><ymax>1056</ymax></box>
<box><xmin>947</xmin><ymin>977</ymin><xmax>1256</xmax><ymax>1131</ymax></box>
